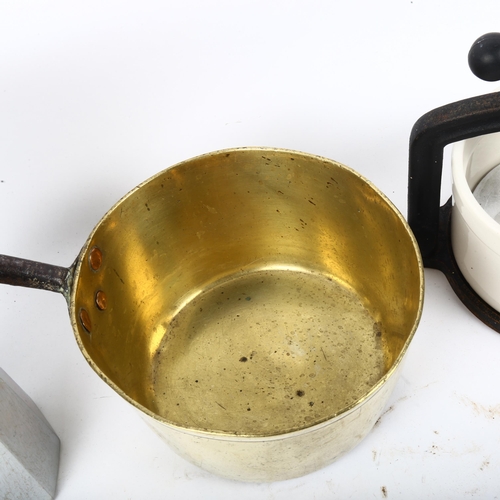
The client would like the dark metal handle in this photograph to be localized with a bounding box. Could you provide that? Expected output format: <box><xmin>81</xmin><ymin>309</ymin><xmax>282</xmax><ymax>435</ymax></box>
<box><xmin>0</xmin><ymin>254</ymin><xmax>72</xmax><ymax>298</ymax></box>
<box><xmin>409</xmin><ymin>32</ymin><xmax>500</xmax><ymax>262</ymax></box>
<box><xmin>408</xmin><ymin>91</ymin><xmax>500</xmax><ymax>262</ymax></box>
<box><xmin>407</xmin><ymin>33</ymin><xmax>500</xmax><ymax>332</ymax></box>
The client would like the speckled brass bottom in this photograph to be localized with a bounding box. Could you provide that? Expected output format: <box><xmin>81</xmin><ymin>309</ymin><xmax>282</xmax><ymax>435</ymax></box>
<box><xmin>152</xmin><ymin>267</ymin><xmax>386</xmax><ymax>436</ymax></box>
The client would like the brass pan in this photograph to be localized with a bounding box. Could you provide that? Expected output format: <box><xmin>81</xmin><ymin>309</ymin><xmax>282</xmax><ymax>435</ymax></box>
<box><xmin>0</xmin><ymin>148</ymin><xmax>423</xmax><ymax>481</ymax></box>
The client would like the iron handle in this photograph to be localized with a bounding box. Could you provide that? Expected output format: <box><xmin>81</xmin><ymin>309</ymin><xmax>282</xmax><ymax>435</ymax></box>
<box><xmin>407</xmin><ymin>32</ymin><xmax>500</xmax><ymax>332</ymax></box>
<box><xmin>408</xmin><ymin>91</ymin><xmax>500</xmax><ymax>262</ymax></box>
<box><xmin>408</xmin><ymin>32</ymin><xmax>500</xmax><ymax>264</ymax></box>
<box><xmin>0</xmin><ymin>254</ymin><xmax>72</xmax><ymax>297</ymax></box>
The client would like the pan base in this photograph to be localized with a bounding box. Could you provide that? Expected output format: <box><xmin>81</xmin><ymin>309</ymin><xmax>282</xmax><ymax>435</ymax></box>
<box><xmin>151</xmin><ymin>268</ymin><xmax>387</xmax><ymax>436</ymax></box>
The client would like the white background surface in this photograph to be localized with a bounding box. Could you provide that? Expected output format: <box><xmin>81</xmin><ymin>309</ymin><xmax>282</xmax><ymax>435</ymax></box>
<box><xmin>1</xmin><ymin>1</ymin><xmax>500</xmax><ymax>498</ymax></box>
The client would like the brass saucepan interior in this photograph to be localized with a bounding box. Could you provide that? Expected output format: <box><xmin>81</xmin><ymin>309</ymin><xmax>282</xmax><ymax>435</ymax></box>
<box><xmin>71</xmin><ymin>148</ymin><xmax>422</xmax><ymax>437</ymax></box>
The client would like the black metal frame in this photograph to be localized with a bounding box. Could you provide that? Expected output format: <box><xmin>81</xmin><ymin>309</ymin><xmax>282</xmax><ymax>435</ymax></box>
<box><xmin>407</xmin><ymin>32</ymin><xmax>500</xmax><ymax>333</ymax></box>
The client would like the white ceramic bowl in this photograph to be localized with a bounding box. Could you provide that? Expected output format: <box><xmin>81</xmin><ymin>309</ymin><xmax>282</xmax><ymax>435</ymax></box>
<box><xmin>452</xmin><ymin>131</ymin><xmax>500</xmax><ymax>312</ymax></box>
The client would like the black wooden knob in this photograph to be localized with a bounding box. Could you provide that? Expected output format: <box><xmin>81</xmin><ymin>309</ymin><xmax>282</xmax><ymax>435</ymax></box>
<box><xmin>469</xmin><ymin>32</ymin><xmax>500</xmax><ymax>82</ymax></box>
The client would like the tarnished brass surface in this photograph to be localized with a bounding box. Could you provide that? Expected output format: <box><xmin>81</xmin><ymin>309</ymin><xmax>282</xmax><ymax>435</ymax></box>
<box><xmin>70</xmin><ymin>148</ymin><xmax>423</xmax><ymax>438</ymax></box>
<box><xmin>152</xmin><ymin>269</ymin><xmax>385</xmax><ymax>435</ymax></box>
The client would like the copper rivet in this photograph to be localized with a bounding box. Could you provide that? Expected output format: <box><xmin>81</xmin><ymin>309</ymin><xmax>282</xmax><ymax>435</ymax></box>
<box><xmin>95</xmin><ymin>290</ymin><xmax>107</xmax><ymax>310</ymax></box>
<box><xmin>79</xmin><ymin>308</ymin><xmax>92</xmax><ymax>333</ymax></box>
<box><xmin>89</xmin><ymin>246</ymin><xmax>103</xmax><ymax>271</ymax></box>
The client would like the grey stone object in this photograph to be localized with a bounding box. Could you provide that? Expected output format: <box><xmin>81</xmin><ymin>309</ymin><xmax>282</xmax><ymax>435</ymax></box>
<box><xmin>0</xmin><ymin>367</ymin><xmax>60</xmax><ymax>499</ymax></box>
